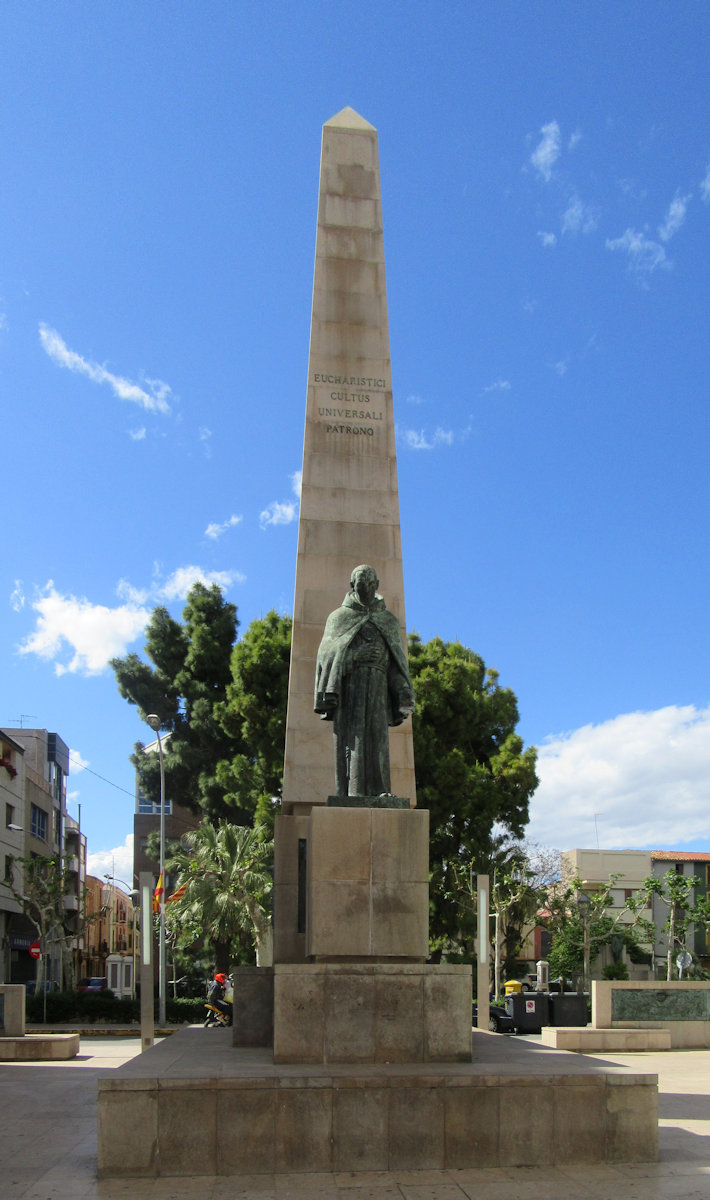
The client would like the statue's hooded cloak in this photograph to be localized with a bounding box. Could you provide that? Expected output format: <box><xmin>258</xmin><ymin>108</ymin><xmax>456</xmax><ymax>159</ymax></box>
<box><xmin>314</xmin><ymin>589</ymin><xmax>413</xmax><ymax>726</ymax></box>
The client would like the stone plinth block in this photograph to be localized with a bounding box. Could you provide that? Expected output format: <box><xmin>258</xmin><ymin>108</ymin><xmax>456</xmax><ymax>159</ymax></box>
<box><xmin>0</xmin><ymin>984</ymin><xmax>26</xmax><ymax>1036</ymax></box>
<box><xmin>232</xmin><ymin>966</ymin><xmax>274</xmax><ymax>1048</ymax></box>
<box><xmin>273</xmin><ymin>962</ymin><xmax>472</xmax><ymax>1064</ymax></box>
<box><xmin>307</xmin><ymin>806</ymin><xmax>429</xmax><ymax>960</ymax></box>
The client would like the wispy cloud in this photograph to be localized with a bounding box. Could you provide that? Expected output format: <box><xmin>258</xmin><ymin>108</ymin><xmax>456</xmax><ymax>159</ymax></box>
<box><xmin>530</xmin><ymin>120</ymin><xmax>561</xmax><ymax>182</ymax></box>
<box><xmin>529</xmin><ymin>705</ymin><xmax>710</xmax><ymax>850</ymax></box>
<box><xmin>701</xmin><ymin>163</ymin><xmax>710</xmax><ymax>203</ymax></box>
<box><xmin>38</xmin><ymin>324</ymin><xmax>172</xmax><ymax>414</ymax></box>
<box><xmin>552</xmin><ymin>359</ymin><xmax>568</xmax><ymax>377</ymax></box>
<box><xmin>10</xmin><ymin>581</ymin><xmax>25</xmax><ymax>612</ymax></box>
<box><xmin>205</xmin><ymin>514</ymin><xmax>243</xmax><ymax>541</ymax></box>
<box><xmin>483</xmin><ymin>379</ymin><xmax>511</xmax><ymax>394</ymax></box>
<box><xmin>158</xmin><ymin>566</ymin><xmax>243</xmax><ymax>601</ymax></box>
<box><xmin>561</xmin><ymin>195</ymin><xmax>599</xmax><ymax>236</ymax></box>
<box><xmin>402</xmin><ymin>427</ymin><xmax>454</xmax><ymax>451</ymax></box>
<box><xmin>198</xmin><ymin>427</ymin><xmax>212</xmax><ymax>457</ymax></box>
<box><xmin>260</xmin><ymin>470</ymin><xmax>302</xmax><ymax>529</ymax></box>
<box><xmin>69</xmin><ymin>749</ymin><xmax>90</xmax><ymax>775</ymax></box>
<box><xmin>658</xmin><ymin>191</ymin><xmax>691</xmax><ymax>242</ymax></box>
<box><xmin>537</xmin><ymin>231</ymin><xmax>557</xmax><ymax>248</ymax></box>
<box><xmin>260</xmin><ymin>500</ymin><xmax>297</xmax><ymax>528</ymax></box>
<box><xmin>568</xmin><ymin>130</ymin><xmax>582</xmax><ymax>151</ymax></box>
<box><xmin>406</xmin><ymin>393</ymin><xmax>426</xmax><ymax>405</ymax></box>
<box><xmin>605</xmin><ymin>228</ymin><xmax>669</xmax><ymax>277</ymax></box>
<box><xmin>129</xmin><ymin>427</ymin><xmax>147</xmax><ymax>441</ymax></box>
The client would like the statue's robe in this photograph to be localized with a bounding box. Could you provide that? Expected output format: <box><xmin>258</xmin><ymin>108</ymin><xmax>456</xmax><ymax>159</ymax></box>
<box><xmin>314</xmin><ymin>591</ymin><xmax>414</xmax><ymax>796</ymax></box>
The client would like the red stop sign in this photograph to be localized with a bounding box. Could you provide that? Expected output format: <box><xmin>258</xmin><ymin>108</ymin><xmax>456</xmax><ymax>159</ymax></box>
<box><xmin>29</xmin><ymin>940</ymin><xmax>41</xmax><ymax>960</ymax></box>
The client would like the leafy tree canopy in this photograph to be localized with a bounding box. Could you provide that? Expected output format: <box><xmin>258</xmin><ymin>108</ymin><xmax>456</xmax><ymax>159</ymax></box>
<box><xmin>408</xmin><ymin>634</ymin><xmax>538</xmax><ymax>953</ymax></box>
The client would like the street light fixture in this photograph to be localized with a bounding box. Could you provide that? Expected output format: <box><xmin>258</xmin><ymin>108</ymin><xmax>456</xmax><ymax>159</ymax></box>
<box><xmin>145</xmin><ymin>714</ymin><xmax>166</xmax><ymax>1027</ymax></box>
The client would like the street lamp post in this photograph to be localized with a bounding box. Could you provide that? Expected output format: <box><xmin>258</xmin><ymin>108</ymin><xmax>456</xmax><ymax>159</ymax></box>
<box><xmin>146</xmin><ymin>714</ymin><xmax>166</xmax><ymax>1027</ymax></box>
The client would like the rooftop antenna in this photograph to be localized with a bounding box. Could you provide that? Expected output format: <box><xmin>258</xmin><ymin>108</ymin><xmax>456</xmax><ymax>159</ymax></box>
<box><xmin>594</xmin><ymin>813</ymin><xmax>602</xmax><ymax>852</ymax></box>
<box><xmin>7</xmin><ymin>714</ymin><xmax>38</xmax><ymax>728</ymax></box>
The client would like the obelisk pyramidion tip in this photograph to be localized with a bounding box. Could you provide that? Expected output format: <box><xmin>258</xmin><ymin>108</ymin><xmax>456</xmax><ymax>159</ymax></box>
<box><xmin>324</xmin><ymin>106</ymin><xmax>376</xmax><ymax>131</ymax></box>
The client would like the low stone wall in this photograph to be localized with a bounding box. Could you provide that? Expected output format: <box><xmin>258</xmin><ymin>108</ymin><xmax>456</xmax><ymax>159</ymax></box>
<box><xmin>593</xmin><ymin>980</ymin><xmax>710</xmax><ymax>1048</ymax></box>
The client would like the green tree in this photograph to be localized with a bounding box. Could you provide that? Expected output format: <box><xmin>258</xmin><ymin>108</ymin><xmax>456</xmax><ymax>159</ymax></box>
<box><xmin>629</xmin><ymin>870</ymin><xmax>710</xmax><ymax>981</ymax></box>
<box><xmin>407</xmin><ymin>635</ymin><xmax>538</xmax><ymax>956</ymax></box>
<box><xmin>7</xmin><ymin>854</ymin><xmax>87</xmax><ymax>991</ymax></box>
<box><xmin>216</xmin><ymin>611</ymin><xmax>292</xmax><ymax>835</ymax></box>
<box><xmin>161</xmin><ymin>821</ymin><xmax>273</xmax><ymax>973</ymax></box>
<box><xmin>112</xmin><ymin>583</ymin><xmax>241</xmax><ymax>822</ymax></box>
<box><xmin>545</xmin><ymin>875</ymin><xmax>653</xmax><ymax>984</ymax></box>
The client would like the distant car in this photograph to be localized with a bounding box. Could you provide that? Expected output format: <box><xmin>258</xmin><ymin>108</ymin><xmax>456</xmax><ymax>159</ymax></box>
<box><xmin>472</xmin><ymin>1003</ymin><xmax>516</xmax><ymax>1034</ymax></box>
<box><xmin>77</xmin><ymin>977</ymin><xmax>108</xmax><ymax>993</ymax></box>
<box><xmin>25</xmin><ymin>980</ymin><xmax>59</xmax><ymax>994</ymax></box>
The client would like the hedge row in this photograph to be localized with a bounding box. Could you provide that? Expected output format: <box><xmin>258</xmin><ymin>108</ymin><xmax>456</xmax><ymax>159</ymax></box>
<box><xmin>25</xmin><ymin>991</ymin><xmax>208</xmax><ymax>1024</ymax></box>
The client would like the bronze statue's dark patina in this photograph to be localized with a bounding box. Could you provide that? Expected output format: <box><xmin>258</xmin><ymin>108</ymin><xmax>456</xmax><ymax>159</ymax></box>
<box><xmin>314</xmin><ymin>565</ymin><xmax>415</xmax><ymax>797</ymax></box>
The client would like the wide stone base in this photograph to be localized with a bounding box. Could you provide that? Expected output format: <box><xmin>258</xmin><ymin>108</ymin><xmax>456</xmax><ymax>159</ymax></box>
<box><xmin>0</xmin><ymin>1032</ymin><xmax>80</xmax><ymax>1060</ymax></box>
<box><xmin>273</xmin><ymin>962</ymin><xmax>472</xmax><ymax>1063</ymax></box>
<box><xmin>97</xmin><ymin>1026</ymin><xmax>658</xmax><ymax>1177</ymax></box>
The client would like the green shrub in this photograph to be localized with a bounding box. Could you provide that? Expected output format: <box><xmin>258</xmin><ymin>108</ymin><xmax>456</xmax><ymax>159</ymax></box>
<box><xmin>602</xmin><ymin>962</ymin><xmax>629</xmax><ymax>981</ymax></box>
<box><xmin>167</xmin><ymin>996</ymin><xmax>208</xmax><ymax>1023</ymax></box>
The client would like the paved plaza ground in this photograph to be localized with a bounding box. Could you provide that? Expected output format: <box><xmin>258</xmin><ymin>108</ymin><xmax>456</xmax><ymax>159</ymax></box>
<box><xmin>1</xmin><ymin>1033</ymin><xmax>709</xmax><ymax>1199</ymax></box>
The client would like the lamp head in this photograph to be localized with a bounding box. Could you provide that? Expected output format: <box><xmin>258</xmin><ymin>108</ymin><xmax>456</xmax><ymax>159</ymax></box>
<box><xmin>146</xmin><ymin>714</ymin><xmax>161</xmax><ymax>732</ymax></box>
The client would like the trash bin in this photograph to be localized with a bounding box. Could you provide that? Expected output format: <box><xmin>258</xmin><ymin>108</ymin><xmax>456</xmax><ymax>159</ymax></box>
<box><xmin>548</xmin><ymin>991</ymin><xmax>589</xmax><ymax>1027</ymax></box>
<box><xmin>504</xmin><ymin>980</ymin><xmax>523</xmax><ymax>995</ymax></box>
<box><xmin>505</xmin><ymin>991</ymin><xmax>549</xmax><ymax>1033</ymax></box>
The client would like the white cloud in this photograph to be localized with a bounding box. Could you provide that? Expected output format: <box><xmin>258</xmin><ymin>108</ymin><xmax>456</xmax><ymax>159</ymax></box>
<box><xmin>87</xmin><ymin>834</ymin><xmax>134</xmax><ymax>884</ymax></box>
<box><xmin>205</xmin><ymin>514</ymin><xmax>243</xmax><ymax>541</ymax></box>
<box><xmin>38</xmin><ymin>324</ymin><xmax>171</xmax><ymax>414</ymax></box>
<box><xmin>701</xmin><ymin>163</ymin><xmax>710</xmax><ymax>203</ymax></box>
<box><xmin>658</xmin><ymin>191</ymin><xmax>691</xmax><ymax>242</ymax></box>
<box><xmin>198</xmin><ymin>426</ymin><xmax>212</xmax><ymax>458</ymax></box>
<box><xmin>552</xmin><ymin>359</ymin><xmax>568</xmax><ymax>377</ymax></box>
<box><xmin>260</xmin><ymin>470</ymin><xmax>303</xmax><ymax>529</ymax></box>
<box><xmin>605</xmin><ymin>228</ymin><xmax>669</xmax><ymax>276</ymax></box>
<box><xmin>561</xmin><ymin>195</ymin><xmax>599</xmax><ymax>236</ymax></box>
<box><xmin>116</xmin><ymin>579</ymin><xmax>149</xmax><ymax>605</ymax></box>
<box><xmin>68</xmin><ymin>749</ymin><xmax>89</xmax><ymax>775</ymax></box>
<box><xmin>158</xmin><ymin>566</ymin><xmax>243</xmax><ymax>601</ymax></box>
<box><xmin>528</xmin><ymin>705</ymin><xmax>710</xmax><ymax>850</ymax></box>
<box><xmin>260</xmin><ymin>500</ymin><xmax>297</xmax><ymax>528</ymax></box>
<box><xmin>19</xmin><ymin>581</ymin><xmax>149</xmax><ymax>675</ymax></box>
<box><xmin>129</xmin><ymin>427</ymin><xmax>147</xmax><ymax>441</ymax></box>
<box><xmin>483</xmin><ymin>379</ymin><xmax>511</xmax><ymax>394</ymax></box>
<box><xmin>568</xmin><ymin>130</ymin><xmax>582</xmax><ymax>151</ymax></box>
<box><xmin>10</xmin><ymin>581</ymin><xmax>25</xmax><ymax>612</ymax></box>
<box><xmin>537</xmin><ymin>231</ymin><xmax>557</xmax><ymax>248</ymax></box>
<box><xmin>406</xmin><ymin>394</ymin><xmax>426</xmax><ymax>405</ymax></box>
<box><xmin>402</xmin><ymin>427</ymin><xmax>454</xmax><ymax>451</ymax></box>
<box><xmin>530</xmin><ymin>120</ymin><xmax>561</xmax><ymax>182</ymax></box>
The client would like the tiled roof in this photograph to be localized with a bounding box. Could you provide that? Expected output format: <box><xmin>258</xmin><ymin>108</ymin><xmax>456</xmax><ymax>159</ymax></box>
<box><xmin>651</xmin><ymin>851</ymin><xmax>710</xmax><ymax>862</ymax></box>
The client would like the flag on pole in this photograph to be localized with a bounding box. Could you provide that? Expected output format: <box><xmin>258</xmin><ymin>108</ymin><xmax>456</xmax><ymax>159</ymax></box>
<box><xmin>167</xmin><ymin>882</ymin><xmax>187</xmax><ymax>904</ymax></box>
<box><xmin>153</xmin><ymin>872</ymin><xmax>164</xmax><ymax>914</ymax></box>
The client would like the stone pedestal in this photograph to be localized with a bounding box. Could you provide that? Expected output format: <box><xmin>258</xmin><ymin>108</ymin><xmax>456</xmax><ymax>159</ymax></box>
<box><xmin>273</xmin><ymin>962</ymin><xmax>472</xmax><ymax>1063</ymax></box>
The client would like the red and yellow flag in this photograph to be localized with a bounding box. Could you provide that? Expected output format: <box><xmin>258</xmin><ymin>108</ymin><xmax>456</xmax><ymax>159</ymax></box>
<box><xmin>152</xmin><ymin>872</ymin><xmax>164</xmax><ymax>914</ymax></box>
<box><xmin>167</xmin><ymin>882</ymin><xmax>187</xmax><ymax>904</ymax></box>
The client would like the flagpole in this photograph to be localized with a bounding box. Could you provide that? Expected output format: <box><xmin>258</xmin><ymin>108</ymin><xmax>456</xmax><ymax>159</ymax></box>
<box><xmin>146</xmin><ymin>715</ymin><xmax>166</xmax><ymax>1027</ymax></box>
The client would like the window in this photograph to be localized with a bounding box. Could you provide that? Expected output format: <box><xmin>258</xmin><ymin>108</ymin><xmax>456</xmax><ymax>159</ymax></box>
<box><xmin>5</xmin><ymin>803</ymin><xmax>14</xmax><ymax>829</ymax></box>
<box><xmin>137</xmin><ymin>789</ymin><xmax>172</xmax><ymax>816</ymax></box>
<box><xmin>4</xmin><ymin>855</ymin><xmax>13</xmax><ymax>884</ymax></box>
<box><xmin>624</xmin><ymin>889</ymin><xmax>634</xmax><ymax>902</ymax></box>
<box><xmin>30</xmin><ymin>804</ymin><xmax>48</xmax><ymax>841</ymax></box>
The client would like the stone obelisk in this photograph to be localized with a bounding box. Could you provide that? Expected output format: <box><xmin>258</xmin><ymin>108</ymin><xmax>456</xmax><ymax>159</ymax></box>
<box><xmin>281</xmin><ymin>106</ymin><xmax>416</xmax><ymax>817</ymax></box>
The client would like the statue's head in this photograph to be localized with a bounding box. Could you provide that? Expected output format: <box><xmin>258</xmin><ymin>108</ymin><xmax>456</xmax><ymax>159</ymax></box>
<box><xmin>350</xmin><ymin>564</ymin><xmax>379</xmax><ymax>606</ymax></box>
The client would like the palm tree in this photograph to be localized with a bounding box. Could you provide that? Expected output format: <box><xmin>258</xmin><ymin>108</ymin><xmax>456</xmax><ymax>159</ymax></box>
<box><xmin>166</xmin><ymin>821</ymin><xmax>273</xmax><ymax>973</ymax></box>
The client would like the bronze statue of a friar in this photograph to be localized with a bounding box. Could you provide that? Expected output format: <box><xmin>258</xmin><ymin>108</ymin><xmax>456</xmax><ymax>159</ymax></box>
<box><xmin>314</xmin><ymin>564</ymin><xmax>415</xmax><ymax>797</ymax></box>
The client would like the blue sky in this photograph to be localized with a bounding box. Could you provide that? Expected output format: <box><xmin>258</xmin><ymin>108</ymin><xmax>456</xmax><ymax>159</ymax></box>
<box><xmin>2</xmin><ymin>2</ymin><xmax>709</xmax><ymax>880</ymax></box>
